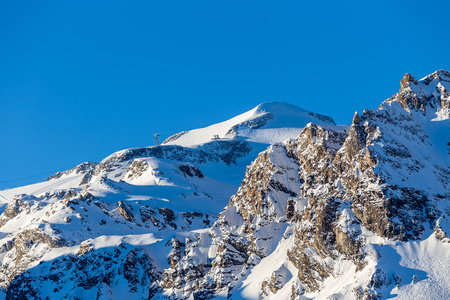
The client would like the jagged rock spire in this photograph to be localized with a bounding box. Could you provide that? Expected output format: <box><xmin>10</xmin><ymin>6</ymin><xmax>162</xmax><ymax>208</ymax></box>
<box><xmin>352</xmin><ymin>111</ymin><xmax>361</xmax><ymax>125</ymax></box>
<box><xmin>400</xmin><ymin>73</ymin><xmax>418</xmax><ymax>88</ymax></box>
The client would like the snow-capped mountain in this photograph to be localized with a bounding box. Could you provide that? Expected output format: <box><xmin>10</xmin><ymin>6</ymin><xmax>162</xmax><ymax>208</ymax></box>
<box><xmin>0</xmin><ymin>71</ymin><xmax>450</xmax><ymax>300</ymax></box>
<box><xmin>0</xmin><ymin>102</ymin><xmax>335</xmax><ymax>299</ymax></box>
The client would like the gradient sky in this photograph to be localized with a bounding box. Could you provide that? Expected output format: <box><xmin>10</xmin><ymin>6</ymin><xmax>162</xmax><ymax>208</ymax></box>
<box><xmin>1</xmin><ymin>0</ymin><xmax>450</xmax><ymax>189</ymax></box>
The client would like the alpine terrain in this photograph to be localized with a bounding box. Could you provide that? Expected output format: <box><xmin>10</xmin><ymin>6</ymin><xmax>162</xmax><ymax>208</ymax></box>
<box><xmin>1</xmin><ymin>70</ymin><xmax>450</xmax><ymax>299</ymax></box>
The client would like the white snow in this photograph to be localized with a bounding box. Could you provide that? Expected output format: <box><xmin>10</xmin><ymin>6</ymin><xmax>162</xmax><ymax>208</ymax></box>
<box><xmin>163</xmin><ymin>102</ymin><xmax>335</xmax><ymax>148</ymax></box>
<box><xmin>389</xmin><ymin>235</ymin><xmax>450</xmax><ymax>299</ymax></box>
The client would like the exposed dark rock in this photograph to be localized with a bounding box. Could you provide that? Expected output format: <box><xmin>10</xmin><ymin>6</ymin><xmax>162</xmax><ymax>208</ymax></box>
<box><xmin>225</xmin><ymin>112</ymin><xmax>274</xmax><ymax>136</ymax></box>
<box><xmin>400</xmin><ymin>73</ymin><xmax>418</xmax><ymax>88</ymax></box>
<box><xmin>159</xmin><ymin>208</ymin><xmax>177</xmax><ymax>229</ymax></box>
<box><xmin>125</xmin><ymin>159</ymin><xmax>149</xmax><ymax>180</ymax></box>
<box><xmin>434</xmin><ymin>220</ymin><xmax>450</xmax><ymax>243</ymax></box>
<box><xmin>118</xmin><ymin>201</ymin><xmax>134</xmax><ymax>222</ymax></box>
<box><xmin>285</xmin><ymin>199</ymin><xmax>296</xmax><ymax>221</ymax></box>
<box><xmin>177</xmin><ymin>164</ymin><xmax>204</xmax><ymax>178</ymax></box>
<box><xmin>47</xmin><ymin>162</ymin><xmax>97</xmax><ymax>182</ymax></box>
<box><xmin>162</xmin><ymin>131</ymin><xmax>188</xmax><ymax>144</ymax></box>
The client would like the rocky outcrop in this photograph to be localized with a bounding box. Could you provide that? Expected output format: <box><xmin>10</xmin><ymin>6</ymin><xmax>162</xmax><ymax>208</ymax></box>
<box><xmin>159</xmin><ymin>208</ymin><xmax>177</xmax><ymax>229</ymax></box>
<box><xmin>5</xmin><ymin>246</ymin><xmax>161</xmax><ymax>300</ymax></box>
<box><xmin>261</xmin><ymin>265</ymin><xmax>291</xmax><ymax>296</ymax></box>
<box><xmin>0</xmin><ymin>226</ymin><xmax>67</xmax><ymax>289</ymax></box>
<box><xmin>177</xmin><ymin>164</ymin><xmax>204</xmax><ymax>178</ymax></box>
<box><xmin>94</xmin><ymin>140</ymin><xmax>252</xmax><ymax>180</ymax></box>
<box><xmin>0</xmin><ymin>198</ymin><xmax>25</xmax><ymax>228</ymax></box>
<box><xmin>225</xmin><ymin>112</ymin><xmax>275</xmax><ymax>136</ymax></box>
<box><xmin>125</xmin><ymin>159</ymin><xmax>149</xmax><ymax>180</ymax></box>
<box><xmin>434</xmin><ymin>219</ymin><xmax>450</xmax><ymax>243</ymax></box>
<box><xmin>47</xmin><ymin>162</ymin><xmax>97</xmax><ymax>183</ymax></box>
<box><xmin>118</xmin><ymin>201</ymin><xmax>135</xmax><ymax>222</ymax></box>
<box><xmin>162</xmin><ymin>131</ymin><xmax>188</xmax><ymax>144</ymax></box>
<box><xmin>388</xmin><ymin>69</ymin><xmax>450</xmax><ymax>117</ymax></box>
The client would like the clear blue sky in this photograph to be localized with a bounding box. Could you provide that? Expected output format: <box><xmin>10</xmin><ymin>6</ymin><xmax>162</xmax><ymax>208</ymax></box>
<box><xmin>1</xmin><ymin>0</ymin><xmax>449</xmax><ymax>189</ymax></box>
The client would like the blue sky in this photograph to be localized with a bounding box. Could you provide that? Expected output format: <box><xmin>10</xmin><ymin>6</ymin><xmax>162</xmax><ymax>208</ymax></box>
<box><xmin>1</xmin><ymin>0</ymin><xmax>449</xmax><ymax>189</ymax></box>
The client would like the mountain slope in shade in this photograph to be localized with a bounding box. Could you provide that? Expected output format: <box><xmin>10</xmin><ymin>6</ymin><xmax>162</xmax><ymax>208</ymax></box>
<box><xmin>0</xmin><ymin>71</ymin><xmax>450</xmax><ymax>299</ymax></box>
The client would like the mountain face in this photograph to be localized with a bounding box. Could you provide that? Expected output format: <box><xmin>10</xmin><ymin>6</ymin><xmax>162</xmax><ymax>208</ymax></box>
<box><xmin>0</xmin><ymin>102</ymin><xmax>334</xmax><ymax>299</ymax></box>
<box><xmin>1</xmin><ymin>72</ymin><xmax>450</xmax><ymax>299</ymax></box>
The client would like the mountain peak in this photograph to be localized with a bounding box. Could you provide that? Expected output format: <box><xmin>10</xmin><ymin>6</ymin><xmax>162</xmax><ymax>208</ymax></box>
<box><xmin>386</xmin><ymin>69</ymin><xmax>450</xmax><ymax>118</ymax></box>
<box><xmin>253</xmin><ymin>101</ymin><xmax>308</xmax><ymax>115</ymax></box>
<box><xmin>352</xmin><ymin>111</ymin><xmax>361</xmax><ymax>125</ymax></box>
<box><xmin>400</xmin><ymin>69</ymin><xmax>450</xmax><ymax>89</ymax></box>
<box><xmin>400</xmin><ymin>73</ymin><xmax>418</xmax><ymax>88</ymax></box>
<box><xmin>422</xmin><ymin>69</ymin><xmax>450</xmax><ymax>84</ymax></box>
<box><xmin>162</xmin><ymin>101</ymin><xmax>335</xmax><ymax>147</ymax></box>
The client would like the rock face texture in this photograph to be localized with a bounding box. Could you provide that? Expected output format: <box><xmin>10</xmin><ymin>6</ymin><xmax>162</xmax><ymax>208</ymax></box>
<box><xmin>1</xmin><ymin>73</ymin><xmax>450</xmax><ymax>299</ymax></box>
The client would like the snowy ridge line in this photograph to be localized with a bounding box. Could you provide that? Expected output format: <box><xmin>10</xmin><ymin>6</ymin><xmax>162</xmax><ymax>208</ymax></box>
<box><xmin>162</xmin><ymin>101</ymin><xmax>335</xmax><ymax>147</ymax></box>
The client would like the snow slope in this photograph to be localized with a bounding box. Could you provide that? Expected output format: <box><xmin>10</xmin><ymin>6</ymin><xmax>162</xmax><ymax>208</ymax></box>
<box><xmin>162</xmin><ymin>101</ymin><xmax>335</xmax><ymax>147</ymax></box>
